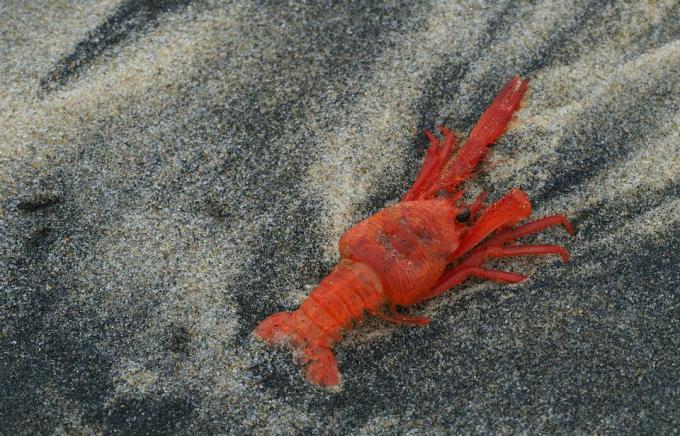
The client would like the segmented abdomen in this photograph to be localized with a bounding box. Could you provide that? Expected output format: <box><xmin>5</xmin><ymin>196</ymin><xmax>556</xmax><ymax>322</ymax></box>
<box><xmin>290</xmin><ymin>260</ymin><xmax>384</xmax><ymax>348</ymax></box>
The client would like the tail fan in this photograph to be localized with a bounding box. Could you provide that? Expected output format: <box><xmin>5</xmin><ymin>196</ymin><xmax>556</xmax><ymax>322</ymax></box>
<box><xmin>254</xmin><ymin>311</ymin><xmax>342</xmax><ymax>387</ymax></box>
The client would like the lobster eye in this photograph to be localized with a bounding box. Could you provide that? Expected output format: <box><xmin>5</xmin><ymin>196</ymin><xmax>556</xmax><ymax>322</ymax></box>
<box><xmin>455</xmin><ymin>207</ymin><xmax>470</xmax><ymax>223</ymax></box>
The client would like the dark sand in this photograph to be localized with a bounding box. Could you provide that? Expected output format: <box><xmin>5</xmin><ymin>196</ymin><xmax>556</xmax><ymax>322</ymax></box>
<box><xmin>1</xmin><ymin>1</ymin><xmax>679</xmax><ymax>433</ymax></box>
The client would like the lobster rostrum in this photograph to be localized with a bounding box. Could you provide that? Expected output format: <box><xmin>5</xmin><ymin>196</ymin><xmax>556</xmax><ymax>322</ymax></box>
<box><xmin>255</xmin><ymin>76</ymin><xmax>574</xmax><ymax>387</ymax></box>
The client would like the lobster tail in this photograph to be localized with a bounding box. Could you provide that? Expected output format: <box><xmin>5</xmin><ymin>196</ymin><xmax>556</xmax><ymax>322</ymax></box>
<box><xmin>303</xmin><ymin>346</ymin><xmax>341</xmax><ymax>387</ymax></box>
<box><xmin>255</xmin><ymin>311</ymin><xmax>341</xmax><ymax>386</ymax></box>
<box><xmin>254</xmin><ymin>260</ymin><xmax>385</xmax><ymax>387</ymax></box>
<box><xmin>254</xmin><ymin>311</ymin><xmax>294</xmax><ymax>345</ymax></box>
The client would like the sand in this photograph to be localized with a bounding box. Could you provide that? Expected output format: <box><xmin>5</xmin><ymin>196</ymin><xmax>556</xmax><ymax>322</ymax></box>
<box><xmin>1</xmin><ymin>0</ymin><xmax>679</xmax><ymax>433</ymax></box>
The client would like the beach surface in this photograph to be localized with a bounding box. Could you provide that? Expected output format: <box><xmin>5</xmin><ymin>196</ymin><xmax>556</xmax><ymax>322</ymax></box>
<box><xmin>1</xmin><ymin>1</ymin><xmax>679</xmax><ymax>433</ymax></box>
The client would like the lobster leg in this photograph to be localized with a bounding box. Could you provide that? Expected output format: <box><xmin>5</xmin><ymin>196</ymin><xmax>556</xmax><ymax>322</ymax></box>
<box><xmin>402</xmin><ymin>127</ymin><xmax>458</xmax><ymax>201</ymax></box>
<box><xmin>420</xmin><ymin>243</ymin><xmax>568</xmax><ymax>303</ymax></box>
<box><xmin>373</xmin><ymin>303</ymin><xmax>431</xmax><ymax>325</ymax></box>
<box><xmin>475</xmin><ymin>214</ymin><xmax>575</xmax><ymax>250</ymax></box>
<box><xmin>451</xmin><ymin>188</ymin><xmax>534</xmax><ymax>259</ymax></box>
<box><xmin>418</xmin><ymin>266</ymin><xmax>526</xmax><ymax>303</ymax></box>
<box><xmin>468</xmin><ymin>191</ymin><xmax>489</xmax><ymax>217</ymax></box>
<box><xmin>403</xmin><ymin>76</ymin><xmax>528</xmax><ymax>201</ymax></box>
<box><xmin>444</xmin><ymin>265</ymin><xmax>527</xmax><ymax>287</ymax></box>
<box><xmin>424</xmin><ymin>76</ymin><xmax>529</xmax><ymax>198</ymax></box>
<box><xmin>464</xmin><ymin>244</ymin><xmax>570</xmax><ymax>265</ymax></box>
<box><xmin>416</xmin><ymin>190</ymin><xmax>573</xmax><ymax>302</ymax></box>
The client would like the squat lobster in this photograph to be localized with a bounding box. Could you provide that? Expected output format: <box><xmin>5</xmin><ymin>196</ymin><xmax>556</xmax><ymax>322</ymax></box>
<box><xmin>255</xmin><ymin>76</ymin><xmax>574</xmax><ymax>387</ymax></box>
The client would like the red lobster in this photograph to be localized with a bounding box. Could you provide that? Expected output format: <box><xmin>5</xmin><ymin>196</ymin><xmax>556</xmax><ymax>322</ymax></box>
<box><xmin>255</xmin><ymin>76</ymin><xmax>574</xmax><ymax>387</ymax></box>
